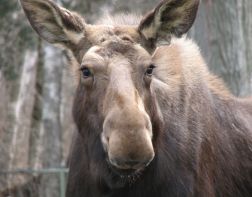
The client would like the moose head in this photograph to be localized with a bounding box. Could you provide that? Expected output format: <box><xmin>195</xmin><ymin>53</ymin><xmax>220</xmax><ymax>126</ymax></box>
<box><xmin>20</xmin><ymin>0</ymin><xmax>199</xmax><ymax>175</ymax></box>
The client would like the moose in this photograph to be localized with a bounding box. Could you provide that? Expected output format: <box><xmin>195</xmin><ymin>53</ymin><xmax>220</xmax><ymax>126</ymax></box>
<box><xmin>20</xmin><ymin>0</ymin><xmax>252</xmax><ymax>196</ymax></box>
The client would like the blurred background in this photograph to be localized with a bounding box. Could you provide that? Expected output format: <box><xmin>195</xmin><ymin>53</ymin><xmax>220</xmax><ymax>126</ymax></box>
<box><xmin>0</xmin><ymin>0</ymin><xmax>251</xmax><ymax>196</ymax></box>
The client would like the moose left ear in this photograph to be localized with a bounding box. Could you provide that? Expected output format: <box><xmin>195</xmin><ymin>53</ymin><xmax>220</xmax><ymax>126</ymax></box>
<box><xmin>20</xmin><ymin>0</ymin><xmax>86</xmax><ymax>46</ymax></box>
<box><xmin>139</xmin><ymin>0</ymin><xmax>200</xmax><ymax>47</ymax></box>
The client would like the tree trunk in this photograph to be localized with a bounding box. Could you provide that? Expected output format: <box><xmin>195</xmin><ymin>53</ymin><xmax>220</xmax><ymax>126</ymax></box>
<box><xmin>38</xmin><ymin>44</ymin><xmax>63</xmax><ymax>197</ymax></box>
<box><xmin>0</xmin><ymin>72</ymin><xmax>10</xmax><ymax>192</ymax></box>
<box><xmin>190</xmin><ymin>0</ymin><xmax>252</xmax><ymax>96</ymax></box>
<box><xmin>0</xmin><ymin>71</ymin><xmax>8</xmax><ymax>137</ymax></box>
<box><xmin>60</xmin><ymin>60</ymin><xmax>76</xmax><ymax>162</ymax></box>
<box><xmin>7</xmin><ymin>50</ymin><xmax>38</xmax><ymax>188</ymax></box>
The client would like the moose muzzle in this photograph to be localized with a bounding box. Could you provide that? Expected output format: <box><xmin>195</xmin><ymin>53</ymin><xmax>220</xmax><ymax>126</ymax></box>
<box><xmin>102</xmin><ymin>103</ymin><xmax>154</xmax><ymax>173</ymax></box>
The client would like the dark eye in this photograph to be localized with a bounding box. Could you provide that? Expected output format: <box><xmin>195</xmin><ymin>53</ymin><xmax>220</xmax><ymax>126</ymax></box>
<box><xmin>145</xmin><ymin>64</ymin><xmax>156</xmax><ymax>76</ymax></box>
<box><xmin>81</xmin><ymin>67</ymin><xmax>91</xmax><ymax>78</ymax></box>
<box><xmin>121</xmin><ymin>36</ymin><xmax>133</xmax><ymax>42</ymax></box>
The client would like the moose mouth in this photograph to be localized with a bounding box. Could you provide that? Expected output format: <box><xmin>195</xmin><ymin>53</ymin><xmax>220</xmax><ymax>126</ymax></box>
<box><xmin>106</xmin><ymin>158</ymin><xmax>146</xmax><ymax>178</ymax></box>
<box><xmin>109</xmin><ymin>165</ymin><xmax>145</xmax><ymax>186</ymax></box>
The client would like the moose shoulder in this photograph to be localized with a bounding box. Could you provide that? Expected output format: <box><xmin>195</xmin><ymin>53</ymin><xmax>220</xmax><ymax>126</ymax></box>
<box><xmin>20</xmin><ymin>0</ymin><xmax>252</xmax><ymax>196</ymax></box>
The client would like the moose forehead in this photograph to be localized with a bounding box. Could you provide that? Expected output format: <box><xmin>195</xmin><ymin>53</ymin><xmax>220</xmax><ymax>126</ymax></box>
<box><xmin>74</xmin><ymin>25</ymin><xmax>144</xmax><ymax>63</ymax></box>
<box><xmin>86</xmin><ymin>25</ymin><xmax>141</xmax><ymax>44</ymax></box>
<box><xmin>81</xmin><ymin>28</ymin><xmax>152</xmax><ymax>70</ymax></box>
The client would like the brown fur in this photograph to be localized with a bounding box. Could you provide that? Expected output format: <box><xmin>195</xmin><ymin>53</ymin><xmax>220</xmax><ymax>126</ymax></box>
<box><xmin>20</xmin><ymin>0</ymin><xmax>252</xmax><ymax>196</ymax></box>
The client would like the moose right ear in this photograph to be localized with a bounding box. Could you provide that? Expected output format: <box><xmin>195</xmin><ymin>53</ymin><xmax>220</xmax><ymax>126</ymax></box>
<box><xmin>20</xmin><ymin>0</ymin><xmax>86</xmax><ymax>46</ymax></box>
<box><xmin>139</xmin><ymin>0</ymin><xmax>199</xmax><ymax>48</ymax></box>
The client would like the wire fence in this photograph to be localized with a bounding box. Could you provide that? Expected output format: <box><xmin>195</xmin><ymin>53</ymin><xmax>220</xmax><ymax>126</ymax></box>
<box><xmin>0</xmin><ymin>168</ymin><xmax>69</xmax><ymax>197</ymax></box>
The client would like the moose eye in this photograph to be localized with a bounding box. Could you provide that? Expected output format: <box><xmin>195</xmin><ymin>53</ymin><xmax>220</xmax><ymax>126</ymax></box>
<box><xmin>145</xmin><ymin>64</ymin><xmax>156</xmax><ymax>76</ymax></box>
<box><xmin>81</xmin><ymin>67</ymin><xmax>91</xmax><ymax>78</ymax></box>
